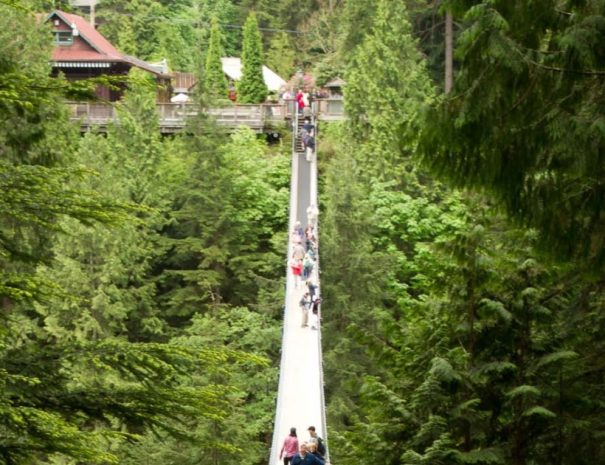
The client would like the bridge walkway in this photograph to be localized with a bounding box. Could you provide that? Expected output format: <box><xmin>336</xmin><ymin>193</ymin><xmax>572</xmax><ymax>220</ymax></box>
<box><xmin>269</xmin><ymin>111</ymin><xmax>327</xmax><ymax>464</ymax></box>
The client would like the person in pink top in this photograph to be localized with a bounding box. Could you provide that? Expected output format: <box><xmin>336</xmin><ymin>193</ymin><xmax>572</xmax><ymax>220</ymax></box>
<box><xmin>279</xmin><ymin>427</ymin><xmax>300</xmax><ymax>465</ymax></box>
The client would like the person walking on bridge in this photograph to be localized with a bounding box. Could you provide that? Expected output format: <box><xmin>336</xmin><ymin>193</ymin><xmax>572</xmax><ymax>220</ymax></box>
<box><xmin>296</xmin><ymin>89</ymin><xmax>305</xmax><ymax>115</ymax></box>
<box><xmin>279</xmin><ymin>427</ymin><xmax>299</xmax><ymax>465</ymax></box>
<box><xmin>307</xmin><ymin>443</ymin><xmax>324</xmax><ymax>462</ymax></box>
<box><xmin>306</xmin><ymin>204</ymin><xmax>319</xmax><ymax>227</ymax></box>
<box><xmin>307</xmin><ymin>426</ymin><xmax>326</xmax><ymax>459</ymax></box>
<box><xmin>310</xmin><ymin>296</ymin><xmax>321</xmax><ymax>330</ymax></box>
<box><xmin>291</xmin><ymin>443</ymin><xmax>324</xmax><ymax>465</ymax></box>
<box><xmin>299</xmin><ymin>291</ymin><xmax>312</xmax><ymax>327</ymax></box>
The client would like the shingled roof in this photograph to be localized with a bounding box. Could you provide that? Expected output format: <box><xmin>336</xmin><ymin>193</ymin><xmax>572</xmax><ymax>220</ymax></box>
<box><xmin>47</xmin><ymin>10</ymin><xmax>170</xmax><ymax>77</ymax></box>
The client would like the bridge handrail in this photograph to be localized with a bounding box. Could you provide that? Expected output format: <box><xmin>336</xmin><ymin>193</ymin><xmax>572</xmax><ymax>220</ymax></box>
<box><xmin>310</xmin><ymin>117</ymin><xmax>330</xmax><ymax>464</ymax></box>
<box><xmin>268</xmin><ymin>111</ymin><xmax>300</xmax><ymax>465</ymax></box>
<box><xmin>65</xmin><ymin>99</ymin><xmax>345</xmax><ymax>127</ymax></box>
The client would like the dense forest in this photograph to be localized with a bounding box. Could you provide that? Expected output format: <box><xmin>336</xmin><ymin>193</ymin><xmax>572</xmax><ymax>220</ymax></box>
<box><xmin>1</xmin><ymin>1</ymin><xmax>604</xmax><ymax>465</ymax></box>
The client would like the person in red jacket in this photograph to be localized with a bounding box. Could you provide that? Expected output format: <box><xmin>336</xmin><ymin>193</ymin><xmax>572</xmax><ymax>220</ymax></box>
<box><xmin>290</xmin><ymin>258</ymin><xmax>303</xmax><ymax>288</ymax></box>
<box><xmin>296</xmin><ymin>89</ymin><xmax>305</xmax><ymax>114</ymax></box>
<box><xmin>279</xmin><ymin>427</ymin><xmax>299</xmax><ymax>465</ymax></box>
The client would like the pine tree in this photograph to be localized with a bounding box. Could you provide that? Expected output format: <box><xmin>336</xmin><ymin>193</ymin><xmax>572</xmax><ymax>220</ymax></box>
<box><xmin>203</xmin><ymin>16</ymin><xmax>229</xmax><ymax>102</ymax></box>
<box><xmin>237</xmin><ymin>12</ymin><xmax>268</xmax><ymax>103</ymax></box>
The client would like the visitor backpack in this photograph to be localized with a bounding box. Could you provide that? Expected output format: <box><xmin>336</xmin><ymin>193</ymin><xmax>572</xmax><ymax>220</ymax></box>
<box><xmin>316</xmin><ymin>437</ymin><xmax>326</xmax><ymax>456</ymax></box>
<box><xmin>300</xmin><ymin>128</ymin><xmax>310</xmax><ymax>144</ymax></box>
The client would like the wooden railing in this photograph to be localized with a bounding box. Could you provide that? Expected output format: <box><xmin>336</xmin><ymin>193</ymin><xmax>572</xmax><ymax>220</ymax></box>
<box><xmin>66</xmin><ymin>98</ymin><xmax>346</xmax><ymax>133</ymax></box>
<box><xmin>314</xmin><ymin>97</ymin><xmax>345</xmax><ymax>121</ymax></box>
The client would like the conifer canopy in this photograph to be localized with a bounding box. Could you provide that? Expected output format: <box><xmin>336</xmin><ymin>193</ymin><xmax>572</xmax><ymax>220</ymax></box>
<box><xmin>203</xmin><ymin>16</ymin><xmax>229</xmax><ymax>101</ymax></box>
<box><xmin>237</xmin><ymin>12</ymin><xmax>268</xmax><ymax>103</ymax></box>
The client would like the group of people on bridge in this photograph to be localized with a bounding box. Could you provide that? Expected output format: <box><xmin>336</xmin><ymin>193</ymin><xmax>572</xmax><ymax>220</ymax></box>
<box><xmin>278</xmin><ymin>113</ymin><xmax>326</xmax><ymax>464</ymax></box>
<box><xmin>280</xmin><ymin>88</ymin><xmax>330</xmax><ymax>115</ymax></box>
<box><xmin>290</xmin><ymin>204</ymin><xmax>320</xmax><ymax>329</ymax></box>
<box><xmin>300</xmin><ymin>117</ymin><xmax>316</xmax><ymax>162</ymax></box>
<box><xmin>279</xmin><ymin>426</ymin><xmax>326</xmax><ymax>465</ymax></box>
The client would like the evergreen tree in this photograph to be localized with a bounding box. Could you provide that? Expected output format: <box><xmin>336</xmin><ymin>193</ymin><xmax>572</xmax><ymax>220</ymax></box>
<box><xmin>237</xmin><ymin>12</ymin><xmax>268</xmax><ymax>103</ymax></box>
<box><xmin>191</xmin><ymin>0</ymin><xmax>242</xmax><ymax>57</ymax></box>
<box><xmin>160</xmin><ymin>123</ymin><xmax>289</xmax><ymax>321</ymax></box>
<box><xmin>39</xmin><ymin>74</ymin><xmax>182</xmax><ymax>343</ymax></box>
<box><xmin>345</xmin><ymin>0</ymin><xmax>434</xmax><ymax>179</ymax></box>
<box><xmin>118</xmin><ymin>307</ymin><xmax>280</xmax><ymax>465</ymax></box>
<box><xmin>0</xmin><ymin>8</ymin><xmax>272</xmax><ymax>463</ymax></box>
<box><xmin>97</xmin><ymin>0</ymin><xmax>166</xmax><ymax>60</ymax></box>
<box><xmin>324</xmin><ymin>2</ymin><xmax>605</xmax><ymax>465</ymax></box>
<box><xmin>203</xmin><ymin>16</ymin><xmax>229</xmax><ymax>102</ymax></box>
<box><xmin>419</xmin><ymin>0</ymin><xmax>605</xmax><ymax>265</ymax></box>
<box><xmin>266</xmin><ymin>31</ymin><xmax>295</xmax><ymax>81</ymax></box>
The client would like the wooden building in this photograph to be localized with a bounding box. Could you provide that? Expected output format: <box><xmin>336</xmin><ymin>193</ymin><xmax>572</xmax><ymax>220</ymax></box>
<box><xmin>46</xmin><ymin>10</ymin><xmax>171</xmax><ymax>102</ymax></box>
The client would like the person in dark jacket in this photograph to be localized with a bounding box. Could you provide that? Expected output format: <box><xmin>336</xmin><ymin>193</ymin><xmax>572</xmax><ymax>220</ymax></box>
<box><xmin>307</xmin><ymin>426</ymin><xmax>326</xmax><ymax>457</ymax></box>
<box><xmin>290</xmin><ymin>443</ymin><xmax>324</xmax><ymax>465</ymax></box>
<box><xmin>307</xmin><ymin>443</ymin><xmax>324</xmax><ymax>461</ymax></box>
<box><xmin>302</xmin><ymin>118</ymin><xmax>315</xmax><ymax>136</ymax></box>
<box><xmin>306</xmin><ymin>280</ymin><xmax>318</xmax><ymax>300</ymax></box>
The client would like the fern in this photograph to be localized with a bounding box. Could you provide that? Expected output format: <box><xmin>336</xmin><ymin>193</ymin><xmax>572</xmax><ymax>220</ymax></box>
<box><xmin>536</xmin><ymin>350</ymin><xmax>579</xmax><ymax>368</ymax></box>
<box><xmin>505</xmin><ymin>385</ymin><xmax>541</xmax><ymax>399</ymax></box>
<box><xmin>522</xmin><ymin>406</ymin><xmax>556</xmax><ymax>419</ymax></box>
<box><xmin>429</xmin><ymin>357</ymin><xmax>462</xmax><ymax>383</ymax></box>
<box><xmin>453</xmin><ymin>447</ymin><xmax>505</xmax><ymax>464</ymax></box>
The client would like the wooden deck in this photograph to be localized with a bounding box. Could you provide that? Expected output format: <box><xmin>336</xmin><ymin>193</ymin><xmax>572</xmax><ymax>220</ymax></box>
<box><xmin>66</xmin><ymin>98</ymin><xmax>346</xmax><ymax>133</ymax></box>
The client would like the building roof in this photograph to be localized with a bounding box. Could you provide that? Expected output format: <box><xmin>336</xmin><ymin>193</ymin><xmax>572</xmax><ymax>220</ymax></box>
<box><xmin>47</xmin><ymin>10</ymin><xmax>170</xmax><ymax>78</ymax></box>
<box><xmin>221</xmin><ymin>57</ymin><xmax>286</xmax><ymax>92</ymax></box>
<box><xmin>122</xmin><ymin>55</ymin><xmax>171</xmax><ymax>77</ymax></box>
<box><xmin>324</xmin><ymin>77</ymin><xmax>346</xmax><ymax>88</ymax></box>
<box><xmin>49</xmin><ymin>10</ymin><xmax>121</xmax><ymax>60</ymax></box>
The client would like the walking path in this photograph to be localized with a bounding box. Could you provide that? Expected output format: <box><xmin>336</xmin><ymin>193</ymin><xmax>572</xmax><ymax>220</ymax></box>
<box><xmin>269</xmin><ymin>113</ymin><xmax>328</xmax><ymax>464</ymax></box>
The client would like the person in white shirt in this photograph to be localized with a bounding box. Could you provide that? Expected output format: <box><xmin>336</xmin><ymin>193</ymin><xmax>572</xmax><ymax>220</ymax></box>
<box><xmin>306</xmin><ymin>204</ymin><xmax>319</xmax><ymax>226</ymax></box>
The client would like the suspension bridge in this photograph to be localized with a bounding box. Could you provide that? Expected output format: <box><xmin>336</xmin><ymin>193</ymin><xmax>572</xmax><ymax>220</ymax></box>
<box><xmin>268</xmin><ymin>110</ymin><xmax>329</xmax><ymax>465</ymax></box>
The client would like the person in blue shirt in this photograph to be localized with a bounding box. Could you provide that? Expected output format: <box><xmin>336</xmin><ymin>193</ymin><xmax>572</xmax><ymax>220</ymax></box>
<box><xmin>290</xmin><ymin>443</ymin><xmax>324</xmax><ymax>465</ymax></box>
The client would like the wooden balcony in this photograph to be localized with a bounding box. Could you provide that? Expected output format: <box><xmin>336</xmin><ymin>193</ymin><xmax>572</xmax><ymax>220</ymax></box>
<box><xmin>66</xmin><ymin>99</ymin><xmax>346</xmax><ymax>133</ymax></box>
<box><xmin>313</xmin><ymin>97</ymin><xmax>345</xmax><ymax>121</ymax></box>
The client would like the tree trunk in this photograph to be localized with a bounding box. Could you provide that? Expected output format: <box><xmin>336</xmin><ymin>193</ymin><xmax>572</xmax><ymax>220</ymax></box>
<box><xmin>445</xmin><ymin>10</ymin><xmax>453</xmax><ymax>93</ymax></box>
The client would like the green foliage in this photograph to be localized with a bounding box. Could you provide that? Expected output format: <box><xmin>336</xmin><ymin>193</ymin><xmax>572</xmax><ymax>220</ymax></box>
<box><xmin>6</xmin><ymin>2</ymin><xmax>605</xmax><ymax>465</ymax></box>
<box><xmin>161</xmin><ymin>125</ymin><xmax>289</xmax><ymax>320</ymax></box>
<box><xmin>345</xmin><ymin>0</ymin><xmax>434</xmax><ymax>178</ymax></box>
<box><xmin>419</xmin><ymin>0</ymin><xmax>605</xmax><ymax>265</ymax></box>
<box><xmin>0</xmin><ymin>5</ymin><xmax>133</xmax><ymax>304</ymax></box>
<box><xmin>1</xmin><ymin>337</ymin><xmax>248</xmax><ymax>464</ymax></box>
<box><xmin>97</xmin><ymin>0</ymin><xmax>166</xmax><ymax>60</ymax></box>
<box><xmin>322</xmin><ymin>3</ymin><xmax>605</xmax><ymax>465</ymax></box>
<box><xmin>266</xmin><ymin>31</ymin><xmax>295</xmax><ymax>80</ymax></box>
<box><xmin>118</xmin><ymin>307</ymin><xmax>280</xmax><ymax>465</ymax></box>
<box><xmin>191</xmin><ymin>0</ymin><xmax>242</xmax><ymax>57</ymax></box>
<box><xmin>237</xmin><ymin>12</ymin><xmax>268</xmax><ymax>103</ymax></box>
<box><xmin>203</xmin><ymin>16</ymin><xmax>229</xmax><ymax>102</ymax></box>
<box><xmin>0</xmin><ymin>7</ymin><xmax>290</xmax><ymax>461</ymax></box>
<box><xmin>339</xmin><ymin>0</ymin><xmax>377</xmax><ymax>56</ymax></box>
<box><xmin>405</xmin><ymin>1</ymin><xmax>456</xmax><ymax>87</ymax></box>
<box><xmin>238</xmin><ymin>0</ymin><xmax>319</xmax><ymax>37</ymax></box>
<box><xmin>37</xmin><ymin>79</ymin><xmax>182</xmax><ymax>342</ymax></box>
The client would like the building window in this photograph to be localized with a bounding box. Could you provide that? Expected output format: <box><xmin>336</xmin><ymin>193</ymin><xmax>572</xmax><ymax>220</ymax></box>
<box><xmin>54</xmin><ymin>31</ymin><xmax>73</xmax><ymax>45</ymax></box>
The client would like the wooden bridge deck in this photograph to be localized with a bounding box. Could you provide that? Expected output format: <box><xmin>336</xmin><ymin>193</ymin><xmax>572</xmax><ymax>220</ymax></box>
<box><xmin>66</xmin><ymin>99</ymin><xmax>346</xmax><ymax>133</ymax></box>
